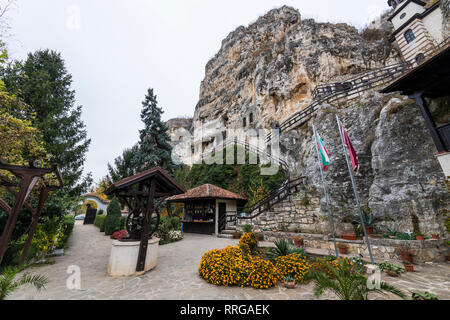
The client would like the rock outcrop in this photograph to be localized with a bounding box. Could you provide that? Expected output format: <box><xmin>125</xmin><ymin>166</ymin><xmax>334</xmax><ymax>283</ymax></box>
<box><xmin>170</xmin><ymin>5</ymin><xmax>449</xmax><ymax>237</ymax></box>
<box><xmin>194</xmin><ymin>6</ymin><xmax>400</xmax><ymax>131</ymax></box>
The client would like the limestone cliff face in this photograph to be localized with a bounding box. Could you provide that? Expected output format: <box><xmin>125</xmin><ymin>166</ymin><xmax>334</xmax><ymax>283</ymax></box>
<box><xmin>172</xmin><ymin>6</ymin><xmax>449</xmax><ymax>236</ymax></box>
<box><xmin>194</xmin><ymin>6</ymin><xmax>400</xmax><ymax>130</ymax></box>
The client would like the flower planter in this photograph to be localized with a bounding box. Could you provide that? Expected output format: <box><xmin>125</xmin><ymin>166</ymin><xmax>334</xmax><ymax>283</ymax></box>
<box><xmin>293</xmin><ymin>239</ymin><xmax>304</xmax><ymax>248</ymax></box>
<box><xmin>431</xmin><ymin>235</ymin><xmax>440</xmax><ymax>240</ymax></box>
<box><xmin>416</xmin><ymin>235</ymin><xmax>425</xmax><ymax>241</ymax></box>
<box><xmin>342</xmin><ymin>234</ymin><xmax>357</xmax><ymax>241</ymax></box>
<box><xmin>365</xmin><ymin>227</ymin><xmax>374</xmax><ymax>235</ymax></box>
<box><xmin>404</xmin><ymin>264</ymin><xmax>414</xmax><ymax>272</ymax></box>
<box><xmin>387</xmin><ymin>270</ymin><xmax>399</xmax><ymax>277</ymax></box>
<box><xmin>401</xmin><ymin>254</ymin><xmax>414</xmax><ymax>264</ymax></box>
<box><xmin>255</xmin><ymin>233</ymin><xmax>264</xmax><ymax>242</ymax></box>
<box><xmin>283</xmin><ymin>281</ymin><xmax>296</xmax><ymax>289</ymax></box>
<box><xmin>338</xmin><ymin>247</ymin><xmax>348</xmax><ymax>255</ymax></box>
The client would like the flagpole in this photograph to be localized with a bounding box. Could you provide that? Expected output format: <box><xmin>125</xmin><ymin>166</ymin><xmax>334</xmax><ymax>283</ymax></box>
<box><xmin>312</xmin><ymin>124</ymin><xmax>339</xmax><ymax>258</ymax></box>
<box><xmin>336</xmin><ymin>115</ymin><xmax>375</xmax><ymax>264</ymax></box>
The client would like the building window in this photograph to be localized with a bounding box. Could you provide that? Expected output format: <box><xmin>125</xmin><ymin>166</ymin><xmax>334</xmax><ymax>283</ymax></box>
<box><xmin>249</xmin><ymin>113</ymin><xmax>254</xmax><ymax>124</ymax></box>
<box><xmin>404</xmin><ymin>29</ymin><xmax>416</xmax><ymax>44</ymax></box>
<box><xmin>415</xmin><ymin>53</ymin><xmax>425</xmax><ymax>64</ymax></box>
<box><xmin>243</xmin><ymin>117</ymin><xmax>247</xmax><ymax>128</ymax></box>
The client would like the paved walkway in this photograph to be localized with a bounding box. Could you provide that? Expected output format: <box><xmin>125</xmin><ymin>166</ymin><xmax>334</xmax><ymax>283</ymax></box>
<box><xmin>9</xmin><ymin>221</ymin><xmax>450</xmax><ymax>300</ymax></box>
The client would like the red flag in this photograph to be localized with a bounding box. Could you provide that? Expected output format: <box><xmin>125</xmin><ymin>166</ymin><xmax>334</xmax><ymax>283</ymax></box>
<box><xmin>341</xmin><ymin>123</ymin><xmax>359</xmax><ymax>172</ymax></box>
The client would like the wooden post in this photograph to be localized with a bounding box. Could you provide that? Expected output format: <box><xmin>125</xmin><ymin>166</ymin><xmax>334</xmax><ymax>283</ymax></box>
<box><xmin>410</xmin><ymin>91</ymin><xmax>446</xmax><ymax>153</ymax></box>
<box><xmin>136</xmin><ymin>179</ymin><xmax>156</xmax><ymax>273</ymax></box>
<box><xmin>18</xmin><ymin>187</ymin><xmax>51</xmax><ymax>265</ymax></box>
<box><xmin>0</xmin><ymin>174</ymin><xmax>34</xmax><ymax>264</ymax></box>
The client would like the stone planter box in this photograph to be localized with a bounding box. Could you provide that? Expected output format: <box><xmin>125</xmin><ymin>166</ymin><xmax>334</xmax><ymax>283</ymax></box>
<box><xmin>108</xmin><ymin>238</ymin><xmax>159</xmax><ymax>277</ymax></box>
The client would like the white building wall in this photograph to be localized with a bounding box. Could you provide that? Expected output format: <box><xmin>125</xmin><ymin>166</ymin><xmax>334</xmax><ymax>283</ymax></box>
<box><xmin>422</xmin><ymin>9</ymin><xmax>444</xmax><ymax>43</ymax></box>
<box><xmin>395</xmin><ymin>18</ymin><xmax>435</xmax><ymax>62</ymax></box>
<box><xmin>391</xmin><ymin>2</ymin><xmax>425</xmax><ymax>30</ymax></box>
<box><xmin>83</xmin><ymin>196</ymin><xmax>109</xmax><ymax>213</ymax></box>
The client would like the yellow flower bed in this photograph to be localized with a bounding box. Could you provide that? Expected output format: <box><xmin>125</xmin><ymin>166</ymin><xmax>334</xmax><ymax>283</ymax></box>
<box><xmin>275</xmin><ymin>253</ymin><xmax>311</xmax><ymax>283</ymax></box>
<box><xmin>239</xmin><ymin>232</ymin><xmax>258</xmax><ymax>253</ymax></box>
<box><xmin>242</xmin><ymin>256</ymin><xmax>281</xmax><ymax>289</ymax></box>
<box><xmin>199</xmin><ymin>246</ymin><xmax>281</xmax><ymax>289</ymax></box>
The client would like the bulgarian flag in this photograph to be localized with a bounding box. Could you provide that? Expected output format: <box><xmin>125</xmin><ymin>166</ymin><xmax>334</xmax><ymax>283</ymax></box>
<box><xmin>316</xmin><ymin>132</ymin><xmax>331</xmax><ymax>170</ymax></box>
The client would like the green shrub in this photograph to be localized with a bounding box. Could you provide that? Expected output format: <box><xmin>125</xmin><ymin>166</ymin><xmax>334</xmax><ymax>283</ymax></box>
<box><xmin>243</xmin><ymin>224</ymin><xmax>252</xmax><ymax>233</ymax></box>
<box><xmin>58</xmin><ymin>215</ymin><xmax>75</xmax><ymax>249</ymax></box>
<box><xmin>104</xmin><ymin>198</ymin><xmax>121</xmax><ymax>236</ymax></box>
<box><xmin>94</xmin><ymin>214</ymin><xmax>106</xmax><ymax>231</ymax></box>
<box><xmin>119</xmin><ymin>216</ymin><xmax>127</xmax><ymax>231</ymax></box>
<box><xmin>156</xmin><ymin>216</ymin><xmax>183</xmax><ymax>245</ymax></box>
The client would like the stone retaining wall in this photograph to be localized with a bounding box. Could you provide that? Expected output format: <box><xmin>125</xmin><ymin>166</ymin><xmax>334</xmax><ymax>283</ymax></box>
<box><xmin>237</xmin><ymin>193</ymin><xmax>330</xmax><ymax>234</ymax></box>
<box><xmin>261</xmin><ymin>231</ymin><xmax>449</xmax><ymax>263</ymax></box>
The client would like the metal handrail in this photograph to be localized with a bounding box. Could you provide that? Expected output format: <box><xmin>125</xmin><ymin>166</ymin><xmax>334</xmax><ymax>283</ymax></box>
<box><xmin>267</xmin><ymin>37</ymin><xmax>450</xmax><ymax>142</ymax></box>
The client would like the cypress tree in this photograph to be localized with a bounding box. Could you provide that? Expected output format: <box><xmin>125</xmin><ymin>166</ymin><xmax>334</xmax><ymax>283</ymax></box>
<box><xmin>104</xmin><ymin>198</ymin><xmax>121</xmax><ymax>236</ymax></box>
<box><xmin>132</xmin><ymin>88</ymin><xmax>176</xmax><ymax>173</ymax></box>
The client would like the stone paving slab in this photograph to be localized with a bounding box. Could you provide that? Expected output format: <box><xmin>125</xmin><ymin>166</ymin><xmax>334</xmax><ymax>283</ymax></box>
<box><xmin>8</xmin><ymin>221</ymin><xmax>450</xmax><ymax>300</ymax></box>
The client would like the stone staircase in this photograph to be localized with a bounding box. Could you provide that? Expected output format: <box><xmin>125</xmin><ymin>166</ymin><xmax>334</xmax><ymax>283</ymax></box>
<box><xmin>218</xmin><ymin>225</ymin><xmax>237</xmax><ymax>239</ymax></box>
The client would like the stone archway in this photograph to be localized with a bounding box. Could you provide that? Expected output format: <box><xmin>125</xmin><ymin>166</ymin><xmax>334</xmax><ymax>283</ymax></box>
<box><xmin>81</xmin><ymin>193</ymin><xmax>110</xmax><ymax>214</ymax></box>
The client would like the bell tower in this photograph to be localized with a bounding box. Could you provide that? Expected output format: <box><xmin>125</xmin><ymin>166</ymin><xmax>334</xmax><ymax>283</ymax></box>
<box><xmin>387</xmin><ymin>0</ymin><xmax>405</xmax><ymax>9</ymax></box>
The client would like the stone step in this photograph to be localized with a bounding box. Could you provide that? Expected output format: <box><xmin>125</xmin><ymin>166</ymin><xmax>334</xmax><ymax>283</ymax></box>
<box><xmin>221</xmin><ymin>229</ymin><xmax>236</xmax><ymax>235</ymax></box>
<box><xmin>217</xmin><ymin>233</ymin><xmax>234</xmax><ymax>239</ymax></box>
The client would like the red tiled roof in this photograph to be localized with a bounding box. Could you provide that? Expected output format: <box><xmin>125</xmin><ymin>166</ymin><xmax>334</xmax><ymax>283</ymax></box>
<box><xmin>167</xmin><ymin>184</ymin><xmax>247</xmax><ymax>202</ymax></box>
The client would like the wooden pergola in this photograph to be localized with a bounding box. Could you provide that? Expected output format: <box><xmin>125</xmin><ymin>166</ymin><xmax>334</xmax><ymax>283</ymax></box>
<box><xmin>0</xmin><ymin>159</ymin><xmax>64</xmax><ymax>265</ymax></box>
<box><xmin>105</xmin><ymin>167</ymin><xmax>185</xmax><ymax>272</ymax></box>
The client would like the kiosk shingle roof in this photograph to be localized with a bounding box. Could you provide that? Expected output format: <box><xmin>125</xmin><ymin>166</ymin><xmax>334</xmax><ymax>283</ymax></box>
<box><xmin>167</xmin><ymin>184</ymin><xmax>247</xmax><ymax>202</ymax></box>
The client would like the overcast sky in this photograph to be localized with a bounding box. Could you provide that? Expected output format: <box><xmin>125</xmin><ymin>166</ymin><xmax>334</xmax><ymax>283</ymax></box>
<box><xmin>6</xmin><ymin>0</ymin><xmax>390</xmax><ymax>183</ymax></box>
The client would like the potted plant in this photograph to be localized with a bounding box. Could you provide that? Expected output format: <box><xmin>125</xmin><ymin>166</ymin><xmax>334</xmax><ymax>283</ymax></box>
<box><xmin>362</xmin><ymin>207</ymin><xmax>376</xmax><ymax>235</ymax></box>
<box><xmin>337</xmin><ymin>243</ymin><xmax>348</xmax><ymax>254</ymax></box>
<box><xmin>377</xmin><ymin>262</ymin><xmax>405</xmax><ymax>277</ymax></box>
<box><xmin>283</xmin><ymin>275</ymin><xmax>296</xmax><ymax>289</ymax></box>
<box><xmin>431</xmin><ymin>233</ymin><xmax>440</xmax><ymax>240</ymax></box>
<box><xmin>412</xmin><ymin>292</ymin><xmax>438</xmax><ymax>300</ymax></box>
<box><xmin>292</xmin><ymin>236</ymin><xmax>304</xmax><ymax>248</ymax></box>
<box><xmin>396</xmin><ymin>245</ymin><xmax>414</xmax><ymax>264</ymax></box>
<box><xmin>415</xmin><ymin>232</ymin><xmax>425</xmax><ymax>241</ymax></box>
<box><xmin>383</xmin><ymin>228</ymin><xmax>398</xmax><ymax>239</ymax></box>
<box><xmin>342</xmin><ymin>233</ymin><xmax>357</xmax><ymax>241</ymax></box>
<box><xmin>233</xmin><ymin>231</ymin><xmax>242</xmax><ymax>239</ymax></box>
<box><xmin>403</xmin><ymin>260</ymin><xmax>414</xmax><ymax>272</ymax></box>
<box><xmin>255</xmin><ymin>232</ymin><xmax>264</xmax><ymax>242</ymax></box>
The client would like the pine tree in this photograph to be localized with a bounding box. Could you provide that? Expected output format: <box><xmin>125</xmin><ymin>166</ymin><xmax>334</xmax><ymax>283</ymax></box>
<box><xmin>1</xmin><ymin>49</ymin><xmax>92</xmax><ymax>212</ymax></box>
<box><xmin>132</xmin><ymin>88</ymin><xmax>176</xmax><ymax>173</ymax></box>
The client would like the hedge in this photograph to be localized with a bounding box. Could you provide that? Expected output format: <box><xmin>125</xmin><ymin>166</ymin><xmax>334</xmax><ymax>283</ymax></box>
<box><xmin>94</xmin><ymin>214</ymin><xmax>106</xmax><ymax>231</ymax></box>
<box><xmin>58</xmin><ymin>215</ymin><xmax>75</xmax><ymax>249</ymax></box>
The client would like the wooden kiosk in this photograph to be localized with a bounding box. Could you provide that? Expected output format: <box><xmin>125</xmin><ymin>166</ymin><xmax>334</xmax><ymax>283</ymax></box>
<box><xmin>167</xmin><ymin>184</ymin><xmax>247</xmax><ymax>236</ymax></box>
